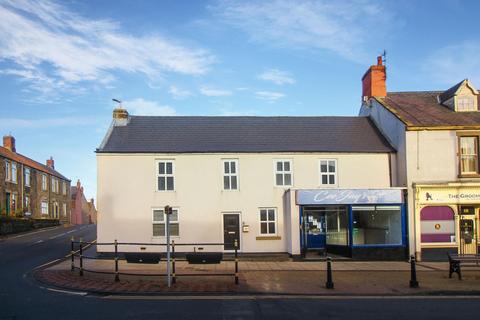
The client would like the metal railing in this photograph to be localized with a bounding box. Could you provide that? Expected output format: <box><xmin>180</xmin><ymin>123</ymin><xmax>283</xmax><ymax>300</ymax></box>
<box><xmin>70</xmin><ymin>237</ymin><xmax>239</xmax><ymax>285</ymax></box>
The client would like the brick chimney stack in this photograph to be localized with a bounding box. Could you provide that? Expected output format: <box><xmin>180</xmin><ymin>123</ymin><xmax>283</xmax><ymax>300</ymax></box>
<box><xmin>3</xmin><ymin>135</ymin><xmax>16</xmax><ymax>152</ymax></box>
<box><xmin>112</xmin><ymin>107</ymin><xmax>129</xmax><ymax>126</ymax></box>
<box><xmin>362</xmin><ymin>56</ymin><xmax>387</xmax><ymax>101</ymax></box>
<box><xmin>46</xmin><ymin>156</ymin><xmax>55</xmax><ymax>169</ymax></box>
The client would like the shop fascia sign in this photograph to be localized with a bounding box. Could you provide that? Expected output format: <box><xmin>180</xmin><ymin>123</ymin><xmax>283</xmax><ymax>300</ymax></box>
<box><xmin>417</xmin><ymin>186</ymin><xmax>480</xmax><ymax>204</ymax></box>
<box><xmin>296</xmin><ymin>189</ymin><xmax>403</xmax><ymax>205</ymax></box>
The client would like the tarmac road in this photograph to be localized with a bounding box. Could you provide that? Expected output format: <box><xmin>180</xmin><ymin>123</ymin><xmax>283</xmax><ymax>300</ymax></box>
<box><xmin>1</xmin><ymin>224</ymin><xmax>479</xmax><ymax>320</ymax></box>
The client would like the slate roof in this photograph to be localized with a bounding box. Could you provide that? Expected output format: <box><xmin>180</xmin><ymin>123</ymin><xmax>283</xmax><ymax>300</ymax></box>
<box><xmin>438</xmin><ymin>80</ymin><xmax>464</xmax><ymax>103</ymax></box>
<box><xmin>376</xmin><ymin>91</ymin><xmax>480</xmax><ymax>128</ymax></box>
<box><xmin>0</xmin><ymin>146</ymin><xmax>70</xmax><ymax>181</ymax></box>
<box><xmin>97</xmin><ymin>116</ymin><xmax>394</xmax><ymax>153</ymax></box>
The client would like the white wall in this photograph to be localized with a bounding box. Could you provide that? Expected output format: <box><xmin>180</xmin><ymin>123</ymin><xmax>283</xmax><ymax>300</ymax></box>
<box><xmin>97</xmin><ymin>152</ymin><xmax>392</xmax><ymax>253</ymax></box>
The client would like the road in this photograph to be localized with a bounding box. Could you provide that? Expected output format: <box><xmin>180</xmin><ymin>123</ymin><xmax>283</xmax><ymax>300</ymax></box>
<box><xmin>1</xmin><ymin>225</ymin><xmax>479</xmax><ymax>319</ymax></box>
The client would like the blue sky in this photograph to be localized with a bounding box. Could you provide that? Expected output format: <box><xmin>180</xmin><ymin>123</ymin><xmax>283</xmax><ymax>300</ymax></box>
<box><xmin>1</xmin><ymin>0</ymin><xmax>480</xmax><ymax>200</ymax></box>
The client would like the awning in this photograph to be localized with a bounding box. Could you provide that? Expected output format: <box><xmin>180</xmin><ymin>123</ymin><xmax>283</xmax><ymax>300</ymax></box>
<box><xmin>296</xmin><ymin>189</ymin><xmax>403</xmax><ymax>205</ymax></box>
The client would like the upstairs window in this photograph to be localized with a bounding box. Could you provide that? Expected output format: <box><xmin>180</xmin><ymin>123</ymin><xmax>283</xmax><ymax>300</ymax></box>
<box><xmin>157</xmin><ymin>160</ymin><xmax>174</xmax><ymax>191</ymax></box>
<box><xmin>457</xmin><ymin>96</ymin><xmax>476</xmax><ymax>112</ymax></box>
<box><xmin>5</xmin><ymin>160</ymin><xmax>11</xmax><ymax>182</ymax></box>
<box><xmin>320</xmin><ymin>159</ymin><xmax>337</xmax><ymax>186</ymax></box>
<box><xmin>62</xmin><ymin>181</ymin><xmax>67</xmax><ymax>195</ymax></box>
<box><xmin>25</xmin><ymin>167</ymin><xmax>31</xmax><ymax>187</ymax></box>
<box><xmin>274</xmin><ymin>160</ymin><xmax>292</xmax><ymax>186</ymax></box>
<box><xmin>459</xmin><ymin>136</ymin><xmax>478</xmax><ymax>175</ymax></box>
<box><xmin>42</xmin><ymin>175</ymin><xmax>47</xmax><ymax>191</ymax></box>
<box><xmin>223</xmin><ymin>159</ymin><xmax>238</xmax><ymax>190</ymax></box>
<box><xmin>11</xmin><ymin>162</ymin><xmax>17</xmax><ymax>183</ymax></box>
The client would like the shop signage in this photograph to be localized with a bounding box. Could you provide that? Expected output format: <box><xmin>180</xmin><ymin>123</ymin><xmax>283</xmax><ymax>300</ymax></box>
<box><xmin>296</xmin><ymin>189</ymin><xmax>403</xmax><ymax>205</ymax></box>
<box><xmin>417</xmin><ymin>186</ymin><xmax>480</xmax><ymax>205</ymax></box>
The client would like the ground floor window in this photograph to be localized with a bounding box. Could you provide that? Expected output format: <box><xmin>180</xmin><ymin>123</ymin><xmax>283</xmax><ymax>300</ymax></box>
<box><xmin>41</xmin><ymin>201</ymin><xmax>48</xmax><ymax>215</ymax></box>
<box><xmin>259</xmin><ymin>208</ymin><xmax>276</xmax><ymax>235</ymax></box>
<box><xmin>325</xmin><ymin>206</ymin><xmax>348</xmax><ymax>245</ymax></box>
<box><xmin>420</xmin><ymin>206</ymin><xmax>455</xmax><ymax>243</ymax></box>
<box><xmin>352</xmin><ymin>206</ymin><xmax>402</xmax><ymax>245</ymax></box>
<box><xmin>152</xmin><ymin>208</ymin><xmax>179</xmax><ymax>237</ymax></box>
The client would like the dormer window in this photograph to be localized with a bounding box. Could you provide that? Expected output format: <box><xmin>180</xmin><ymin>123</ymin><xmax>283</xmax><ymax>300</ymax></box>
<box><xmin>457</xmin><ymin>96</ymin><xmax>476</xmax><ymax>112</ymax></box>
<box><xmin>439</xmin><ymin>79</ymin><xmax>479</xmax><ymax>112</ymax></box>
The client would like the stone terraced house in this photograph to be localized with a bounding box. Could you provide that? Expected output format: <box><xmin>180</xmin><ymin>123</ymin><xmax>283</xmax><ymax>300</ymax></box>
<box><xmin>0</xmin><ymin>135</ymin><xmax>71</xmax><ymax>223</ymax></box>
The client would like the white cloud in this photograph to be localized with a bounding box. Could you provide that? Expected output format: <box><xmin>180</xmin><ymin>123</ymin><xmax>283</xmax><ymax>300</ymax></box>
<box><xmin>168</xmin><ymin>85</ymin><xmax>192</xmax><ymax>99</ymax></box>
<box><xmin>210</xmin><ymin>0</ymin><xmax>393</xmax><ymax>62</ymax></box>
<box><xmin>255</xmin><ymin>91</ymin><xmax>285</xmax><ymax>102</ymax></box>
<box><xmin>423</xmin><ymin>41</ymin><xmax>480</xmax><ymax>86</ymax></box>
<box><xmin>124</xmin><ymin>98</ymin><xmax>177</xmax><ymax>116</ymax></box>
<box><xmin>0</xmin><ymin>0</ymin><xmax>215</xmax><ymax>97</ymax></box>
<box><xmin>258</xmin><ymin>69</ymin><xmax>295</xmax><ymax>85</ymax></box>
<box><xmin>200</xmin><ymin>86</ymin><xmax>233</xmax><ymax>97</ymax></box>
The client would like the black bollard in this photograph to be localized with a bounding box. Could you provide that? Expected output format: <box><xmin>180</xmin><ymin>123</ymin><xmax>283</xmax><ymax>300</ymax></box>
<box><xmin>409</xmin><ymin>255</ymin><xmax>419</xmax><ymax>288</ymax></box>
<box><xmin>114</xmin><ymin>239</ymin><xmax>119</xmax><ymax>282</ymax></box>
<box><xmin>234</xmin><ymin>239</ymin><xmax>239</xmax><ymax>285</ymax></box>
<box><xmin>325</xmin><ymin>256</ymin><xmax>334</xmax><ymax>289</ymax></box>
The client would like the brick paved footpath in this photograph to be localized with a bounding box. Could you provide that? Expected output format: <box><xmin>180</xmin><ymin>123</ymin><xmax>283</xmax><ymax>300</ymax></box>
<box><xmin>33</xmin><ymin>258</ymin><xmax>480</xmax><ymax>295</ymax></box>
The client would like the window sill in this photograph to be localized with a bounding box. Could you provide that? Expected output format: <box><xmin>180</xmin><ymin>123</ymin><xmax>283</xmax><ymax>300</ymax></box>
<box><xmin>458</xmin><ymin>174</ymin><xmax>480</xmax><ymax>178</ymax></box>
<box><xmin>256</xmin><ymin>236</ymin><xmax>281</xmax><ymax>240</ymax></box>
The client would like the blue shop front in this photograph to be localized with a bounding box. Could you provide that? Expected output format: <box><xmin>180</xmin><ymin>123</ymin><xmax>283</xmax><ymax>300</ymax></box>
<box><xmin>296</xmin><ymin>189</ymin><xmax>408</xmax><ymax>260</ymax></box>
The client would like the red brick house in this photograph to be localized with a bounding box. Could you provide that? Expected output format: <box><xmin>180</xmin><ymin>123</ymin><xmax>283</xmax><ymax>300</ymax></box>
<box><xmin>71</xmin><ymin>180</ymin><xmax>96</xmax><ymax>224</ymax></box>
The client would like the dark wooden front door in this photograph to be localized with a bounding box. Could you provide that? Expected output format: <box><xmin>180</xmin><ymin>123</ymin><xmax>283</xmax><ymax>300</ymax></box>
<box><xmin>223</xmin><ymin>214</ymin><xmax>240</xmax><ymax>250</ymax></box>
<box><xmin>5</xmin><ymin>193</ymin><xmax>10</xmax><ymax>216</ymax></box>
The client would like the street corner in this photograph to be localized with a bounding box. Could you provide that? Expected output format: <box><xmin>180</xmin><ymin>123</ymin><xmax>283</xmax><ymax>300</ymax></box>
<box><xmin>32</xmin><ymin>267</ymin><xmax>250</xmax><ymax>296</ymax></box>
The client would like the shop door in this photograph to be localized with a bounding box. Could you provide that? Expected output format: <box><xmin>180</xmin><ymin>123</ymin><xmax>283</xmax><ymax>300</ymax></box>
<box><xmin>223</xmin><ymin>214</ymin><xmax>240</xmax><ymax>250</ymax></box>
<box><xmin>305</xmin><ymin>210</ymin><xmax>326</xmax><ymax>249</ymax></box>
<box><xmin>459</xmin><ymin>216</ymin><xmax>477</xmax><ymax>254</ymax></box>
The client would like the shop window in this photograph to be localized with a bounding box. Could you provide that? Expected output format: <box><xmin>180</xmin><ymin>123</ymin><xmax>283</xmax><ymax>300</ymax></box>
<box><xmin>319</xmin><ymin>159</ymin><xmax>337</xmax><ymax>186</ymax></box>
<box><xmin>223</xmin><ymin>159</ymin><xmax>238</xmax><ymax>190</ymax></box>
<box><xmin>259</xmin><ymin>208</ymin><xmax>276</xmax><ymax>235</ymax></box>
<box><xmin>157</xmin><ymin>160</ymin><xmax>175</xmax><ymax>191</ymax></box>
<box><xmin>420</xmin><ymin>206</ymin><xmax>455</xmax><ymax>243</ymax></box>
<box><xmin>274</xmin><ymin>160</ymin><xmax>292</xmax><ymax>186</ymax></box>
<box><xmin>352</xmin><ymin>206</ymin><xmax>402</xmax><ymax>245</ymax></box>
<box><xmin>152</xmin><ymin>208</ymin><xmax>179</xmax><ymax>237</ymax></box>
<box><xmin>325</xmin><ymin>206</ymin><xmax>348</xmax><ymax>245</ymax></box>
<box><xmin>459</xmin><ymin>136</ymin><xmax>478</xmax><ymax>174</ymax></box>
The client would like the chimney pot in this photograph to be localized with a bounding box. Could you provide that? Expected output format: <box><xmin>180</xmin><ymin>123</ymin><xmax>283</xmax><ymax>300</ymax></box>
<box><xmin>377</xmin><ymin>55</ymin><xmax>383</xmax><ymax>66</ymax></box>
<box><xmin>3</xmin><ymin>135</ymin><xmax>16</xmax><ymax>152</ymax></box>
<box><xmin>46</xmin><ymin>156</ymin><xmax>55</xmax><ymax>169</ymax></box>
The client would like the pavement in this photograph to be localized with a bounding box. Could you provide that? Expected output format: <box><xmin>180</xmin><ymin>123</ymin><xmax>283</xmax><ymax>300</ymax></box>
<box><xmin>2</xmin><ymin>224</ymin><xmax>480</xmax><ymax>319</ymax></box>
<box><xmin>34</xmin><ymin>251</ymin><xmax>480</xmax><ymax>296</ymax></box>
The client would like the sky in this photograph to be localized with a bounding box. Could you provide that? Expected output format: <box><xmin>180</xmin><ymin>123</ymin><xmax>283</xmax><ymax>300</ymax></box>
<box><xmin>1</xmin><ymin>0</ymin><xmax>480</xmax><ymax>200</ymax></box>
